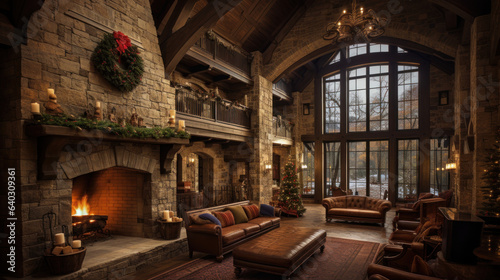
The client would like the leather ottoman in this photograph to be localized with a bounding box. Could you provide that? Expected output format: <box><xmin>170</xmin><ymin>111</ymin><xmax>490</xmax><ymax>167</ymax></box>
<box><xmin>233</xmin><ymin>226</ymin><xmax>326</xmax><ymax>278</ymax></box>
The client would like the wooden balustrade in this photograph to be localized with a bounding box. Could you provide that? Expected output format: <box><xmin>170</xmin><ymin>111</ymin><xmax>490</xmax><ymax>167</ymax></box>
<box><xmin>175</xmin><ymin>88</ymin><xmax>250</xmax><ymax>128</ymax></box>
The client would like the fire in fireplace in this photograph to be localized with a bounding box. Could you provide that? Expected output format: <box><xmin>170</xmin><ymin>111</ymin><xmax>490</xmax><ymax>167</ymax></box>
<box><xmin>72</xmin><ymin>195</ymin><xmax>109</xmax><ymax>239</ymax></box>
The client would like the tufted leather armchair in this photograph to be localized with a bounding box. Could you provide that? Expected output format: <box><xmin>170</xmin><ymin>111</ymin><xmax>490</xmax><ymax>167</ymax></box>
<box><xmin>322</xmin><ymin>195</ymin><xmax>392</xmax><ymax>226</ymax></box>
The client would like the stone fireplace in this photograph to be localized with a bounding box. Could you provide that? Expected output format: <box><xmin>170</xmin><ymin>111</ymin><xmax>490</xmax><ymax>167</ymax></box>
<box><xmin>72</xmin><ymin>167</ymin><xmax>150</xmax><ymax>237</ymax></box>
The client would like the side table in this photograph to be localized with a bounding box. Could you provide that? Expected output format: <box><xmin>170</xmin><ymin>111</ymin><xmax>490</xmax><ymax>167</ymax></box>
<box><xmin>157</xmin><ymin>220</ymin><xmax>182</xmax><ymax>240</ymax></box>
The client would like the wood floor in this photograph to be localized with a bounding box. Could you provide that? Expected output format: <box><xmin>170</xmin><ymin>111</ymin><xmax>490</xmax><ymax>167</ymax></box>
<box><xmin>132</xmin><ymin>203</ymin><xmax>396</xmax><ymax>280</ymax></box>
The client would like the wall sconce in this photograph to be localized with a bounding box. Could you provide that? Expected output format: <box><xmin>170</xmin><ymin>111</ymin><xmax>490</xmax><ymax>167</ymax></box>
<box><xmin>439</xmin><ymin>90</ymin><xmax>449</xmax><ymax>106</ymax></box>
<box><xmin>264</xmin><ymin>162</ymin><xmax>272</xmax><ymax>173</ymax></box>
<box><xmin>445</xmin><ymin>162</ymin><xmax>456</xmax><ymax>170</ymax></box>
<box><xmin>303</xmin><ymin>103</ymin><xmax>310</xmax><ymax>115</ymax></box>
<box><xmin>187</xmin><ymin>155</ymin><xmax>195</xmax><ymax>167</ymax></box>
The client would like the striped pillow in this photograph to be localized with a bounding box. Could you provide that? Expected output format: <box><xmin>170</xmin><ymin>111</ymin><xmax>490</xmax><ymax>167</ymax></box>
<box><xmin>242</xmin><ymin>205</ymin><xmax>260</xmax><ymax>220</ymax></box>
<box><xmin>213</xmin><ymin>210</ymin><xmax>235</xmax><ymax>228</ymax></box>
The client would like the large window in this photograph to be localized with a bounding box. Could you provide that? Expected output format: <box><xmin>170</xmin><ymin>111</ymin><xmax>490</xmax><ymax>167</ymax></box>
<box><xmin>320</xmin><ymin>43</ymin><xmax>434</xmax><ymax>201</ymax></box>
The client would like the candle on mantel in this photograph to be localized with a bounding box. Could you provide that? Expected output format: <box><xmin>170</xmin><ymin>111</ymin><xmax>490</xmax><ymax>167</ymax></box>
<box><xmin>169</xmin><ymin>109</ymin><xmax>175</xmax><ymax>118</ymax></box>
<box><xmin>54</xmin><ymin>233</ymin><xmax>65</xmax><ymax>245</ymax></box>
<box><xmin>178</xmin><ymin>120</ymin><xmax>185</xmax><ymax>131</ymax></box>
<box><xmin>47</xmin><ymin>88</ymin><xmax>55</xmax><ymax>96</ymax></box>
<box><xmin>96</xmin><ymin>101</ymin><xmax>101</xmax><ymax>108</ymax></box>
<box><xmin>72</xmin><ymin>240</ymin><xmax>81</xmax><ymax>249</ymax></box>
<box><xmin>31</xmin><ymin>102</ymin><xmax>40</xmax><ymax>114</ymax></box>
<box><xmin>167</xmin><ymin>218</ymin><xmax>172</xmax><ymax>222</ymax></box>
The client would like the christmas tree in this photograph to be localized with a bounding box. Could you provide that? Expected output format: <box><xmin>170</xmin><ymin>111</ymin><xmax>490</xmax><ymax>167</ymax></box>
<box><xmin>278</xmin><ymin>161</ymin><xmax>306</xmax><ymax>217</ymax></box>
<box><xmin>479</xmin><ymin>127</ymin><xmax>500</xmax><ymax>217</ymax></box>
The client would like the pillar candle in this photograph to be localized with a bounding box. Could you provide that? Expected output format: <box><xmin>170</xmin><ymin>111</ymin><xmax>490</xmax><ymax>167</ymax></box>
<box><xmin>54</xmin><ymin>233</ymin><xmax>65</xmax><ymax>245</ymax></box>
<box><xmin>169</xmin><ymin>109</ymin><xmax>176</xmax><ymax>118</ymax></box>
<box><xmin>162</xmin><ymin>210</ymin><xmax>170</xmax><ymax>220</ymax></box>
<box><xmin>47</xmin><ymin>88</ymin><xmax>54</xmax><ymax>96</ymax></box>
<box><xmin>31</xmin><ymin>102</ymin><xmax>40</xmax><ymax>114</ymax></box>
<box><xmin>178</xmin><ymin>120</ymin><xmax>185</xmax><ymax>131</ymax></box>
<box><xmin>167</xmin><ymin>218</ymin><xmax>172</xmax><ymax>222</ymax></box>
<box><xmin>72</xmin><ymin>240</ymin><xmax>81</xmax><ymax>249</ymax></box>
<box><xmin>169</xmin><ymin>210</ymin><xmax>174</xmax><ymax>219</ymax></box>
<box><xmin>96</xmin><ymin>101</ymin><xmax>101</xmax><ymax>108</ymax></box>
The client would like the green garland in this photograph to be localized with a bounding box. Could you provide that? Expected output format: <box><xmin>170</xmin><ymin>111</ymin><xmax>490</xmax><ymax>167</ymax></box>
<box><xmin>91</xmin><ymin>32</ymin><xmax>144</xmax><ymax>92</ymax></box>
<box><xmin>34</xmin><ymin>114</ymin><xmax>190</xmax><ymax>140</ymax></box>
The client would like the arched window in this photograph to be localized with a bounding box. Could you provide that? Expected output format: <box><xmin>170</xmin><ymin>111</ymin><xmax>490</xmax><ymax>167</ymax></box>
<box><xmin>318</xmin><ymin>43</ymin><xmax>444</xmax><ymax>201</ymax></box>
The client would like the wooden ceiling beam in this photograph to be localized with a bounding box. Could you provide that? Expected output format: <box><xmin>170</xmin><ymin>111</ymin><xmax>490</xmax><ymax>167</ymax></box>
<box><xmin>158</xmin><ymin>0</ymin><xmax>197</xmax><ymax>41</ymax></box>
<box><xmin>292</xmin><ymin>69</ymin><xmax>314</xmax><ymax>93</ymax></box>
<box><xmin>490</xmin><ymin>0</ymin><xmax>500</xmax><ymax>64</ymax></box>
<box><xmin>161</xmin><ymin>0</ymin><xmax>243</xmax><ymax>77</ymax></box>
<box><xmin>263</xmin><ymin>0</ymin><xmax>313</xmax><ymax>64</ymax></box>
<box><xmin>428</xmin><ymin>0</ymin><xmax>490</xmax><ymax>21</ymax></box>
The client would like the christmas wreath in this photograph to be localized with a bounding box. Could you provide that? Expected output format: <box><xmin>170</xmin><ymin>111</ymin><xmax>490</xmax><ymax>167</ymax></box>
<box><xmin>91</xmin><ymin>31</ymin><xmax>144</xmax><ymax>92</ymax></box>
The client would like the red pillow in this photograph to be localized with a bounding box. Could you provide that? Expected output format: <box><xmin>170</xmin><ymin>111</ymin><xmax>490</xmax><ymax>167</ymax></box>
<box><xmin>242</xmin><ymin>205</ymin><xmax>259</xmax><ymax>220</ymax></box>
<box><xmin>213</xmin><ymin>210</ymin><xmax>235</xmax><ymax>228</ymax></box>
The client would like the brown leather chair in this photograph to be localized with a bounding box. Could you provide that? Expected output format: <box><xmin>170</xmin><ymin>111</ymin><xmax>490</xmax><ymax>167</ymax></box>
<box><xmin>393</xmin><ymin>197</ymin><xmax>446</xmax><ymax>231</ymax></box>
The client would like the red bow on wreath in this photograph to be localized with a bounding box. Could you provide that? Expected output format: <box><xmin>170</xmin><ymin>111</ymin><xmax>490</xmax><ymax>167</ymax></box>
<box><xmin>113</xmin><ymin>31</ymin><xmax>131</xmax><ymax>55</ymax></box>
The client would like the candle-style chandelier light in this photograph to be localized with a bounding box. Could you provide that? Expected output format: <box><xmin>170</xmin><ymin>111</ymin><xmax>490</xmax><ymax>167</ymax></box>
<box><xmin>323</xmin><ymin>0</ymin><xmax>386</xmax><ymax>43</ymax></box>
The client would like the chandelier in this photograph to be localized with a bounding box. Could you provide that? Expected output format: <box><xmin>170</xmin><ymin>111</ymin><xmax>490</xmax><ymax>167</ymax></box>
<box><xmin>323</xmin><ymin>0</ymin><xmax>386</xmax><ymax>43</ymax></box>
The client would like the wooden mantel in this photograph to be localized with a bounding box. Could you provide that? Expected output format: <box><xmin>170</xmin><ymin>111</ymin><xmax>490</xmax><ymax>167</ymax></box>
<box><xmin>25</xmin><ymin>124</ymin><xmax>190</xmax><ymax>179</ymax></box>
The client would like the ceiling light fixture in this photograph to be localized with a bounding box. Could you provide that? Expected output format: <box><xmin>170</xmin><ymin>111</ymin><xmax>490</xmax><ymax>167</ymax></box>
<box><xmin>323</xmin><ymin>0</ymin><xmax>386</xmax><ymax>43</ymax></box>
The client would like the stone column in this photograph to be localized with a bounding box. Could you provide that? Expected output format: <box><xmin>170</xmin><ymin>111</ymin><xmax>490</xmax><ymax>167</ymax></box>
<box><xmin>248</xmin><ymin>52</ymin><xmax>273</xmax><ymax>205</ymax></box>
<box><xmin>453</xmin><ymin>43</ymin><xmax>472</xmax><ymax>212</ymax></box>
<box><xmin>470</xmin><ymin>15</ymin><xmax>499</xmax><ymax>214</ymax></box>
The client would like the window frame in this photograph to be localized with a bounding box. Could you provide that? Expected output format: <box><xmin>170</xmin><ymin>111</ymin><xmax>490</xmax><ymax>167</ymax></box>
<box><xmin>316</xmin><ymin>44</ymin><xmax>432</xmax><ymax>202</ymax></box>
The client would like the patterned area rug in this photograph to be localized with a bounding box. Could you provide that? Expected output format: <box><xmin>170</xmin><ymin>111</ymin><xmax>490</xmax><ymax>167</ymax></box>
<box><xmin>149</xmin><ymin>237</ymin><xmax>384</xmax><ymax>280</ymax></box>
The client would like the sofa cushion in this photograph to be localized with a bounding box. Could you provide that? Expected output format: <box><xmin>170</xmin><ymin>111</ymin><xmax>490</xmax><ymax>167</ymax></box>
<box><xmin>411</xmin><ymin>255</ymin><xmax>434</xmax><ymax>276</ymax></box>
<box><xmin>260</xmin><ymin>204</ymin><xmax>275</xmax><ymax>217</ymax></box>
<box><xmin>247</xmin><ymin>217</ymin><xmax>274</xmax><ymax>230</ymax></box>
<box><xmin>220</xmin><ymin>226</ymin><xmax>246</xmax><ymax>245</ymax></box>
<box><xmin>213</xmin><ymin>210</ymin><xmax>235</xmax><ymax>228</ymax></box>
<box><xmin>189</xmin><ymin>210</ymin><xmax>213</xmax><ymax>225</ymax></box>
<box><xmin>198</xmin><ymin>213</ymin><xmax>221</xmax><ymax>226</ymax></box>
<box><xmin>328</xmin><ymin>208</ymin><xmax>382</xmax><ymax>219</ymax></box>
<box><xmin>240</xmin><ymin>223</ymin><xmax>260</xmax><ymax>236</ymax></box>
<box><xmin>227</xmin><ymin>205</ymin><xmax>249</xmax><ymax>224</ymax></box>
<box><xmin>242</xmin><ymin>205</ymin><xmax>260</xmax><ymax>220</ymax></box>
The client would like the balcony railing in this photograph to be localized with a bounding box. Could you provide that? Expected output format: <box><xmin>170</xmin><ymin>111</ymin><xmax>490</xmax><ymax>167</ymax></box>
<box><xmin>175</xmin><ymin>88</ymin><xmax>251</xmax><ymax>128</ymax></box>
<box><xmin>272</xmin><ymin>116</ymin><xmax>293</xmax><ymax>139</ymax></box>
<box><xmin>193</xmin><ymin>32</ymin><xmax>251</xmax><ymax>75</ymax></box>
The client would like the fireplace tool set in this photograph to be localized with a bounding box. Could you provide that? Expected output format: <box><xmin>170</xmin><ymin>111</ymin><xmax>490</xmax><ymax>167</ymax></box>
<box><xmin>42</xmin><ymin>211</ymin><xmax>86</xmax><ymax>275</ymax></box>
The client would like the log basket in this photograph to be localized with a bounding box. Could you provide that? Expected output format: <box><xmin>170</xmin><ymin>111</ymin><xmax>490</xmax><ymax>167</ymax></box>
<box><xmin>45</xmin><ymin>247</ymin><xmax>86</xmax><ymax>275</ymax></box>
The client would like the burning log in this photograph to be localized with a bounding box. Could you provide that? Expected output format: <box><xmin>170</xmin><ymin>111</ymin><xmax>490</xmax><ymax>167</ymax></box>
<box><xmin>72</xmin><ymin>215</ymin><xmax>108</xmax><ymax>237</ymax></box>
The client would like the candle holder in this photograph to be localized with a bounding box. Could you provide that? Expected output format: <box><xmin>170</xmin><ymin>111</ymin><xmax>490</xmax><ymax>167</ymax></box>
<box><xmin>32</xmin><ymin>113</ymin><xmax>42</xmax><ymax>121</ymax></box>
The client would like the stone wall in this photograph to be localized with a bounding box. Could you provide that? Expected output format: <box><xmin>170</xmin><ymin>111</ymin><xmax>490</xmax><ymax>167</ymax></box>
<box><xmin>8</xmin><ymin>0</ymin><xmax>180</xmax><ymax>276</ymax></box>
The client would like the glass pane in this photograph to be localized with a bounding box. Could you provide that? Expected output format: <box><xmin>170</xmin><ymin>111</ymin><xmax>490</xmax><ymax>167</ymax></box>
<box><xmin>302</xmin><ymin>142</ymin><xmax>315</xmax><ymax>196</ymax></box>
<box><xmin>325</xmin><ymin>76</ymin><xmax>341</xmax><ymax>133</ymax></box>
<box><xmin>329</xmin><ymin>52</ymin><xmax>341</xmax><ymax>65</ymax></box>
<box><xmin>325</xmin><ymin>142</ymin><xmax>341</xmax><ymax>197</ymax></box>
<box><xmin>397</xmin><ymin>47</ymin><xmax>407</xmax><ymax>53</ymax></box>
<box><xmin>369</xmin><ymin>74</ymin><xmax>389</xmax><ymax>131</ymax></box>
<box><xmin>430</xmin><ymin>138</ymin><xmax>449</xmax><ymax>195</ymax></box>
<box><xmin>398</xmin><ymin>65</ymin><xmax>419</xmax><ymax>130</ymax></box>
<box><xmin>369</xmin><ymin>141</ymin><xmax>389</xmax><ymax>200</ymax></box>
<box><xmin>398</xmin><ymin>139</ymin><xmax>419</xmax><ymax>201</ymax></box>
<box><xmin>325</xmin><ymin>73</ymin><xmax>340</xmax><ymax>81</ymax></box>
<box><xmin>348</xmin><ymin>76</ymin><xmax>367</xmax><ymax>132</ymax></box>
<box><xmin>348</xmin><ymin>142</ymin><xmax>366</xmax><ymax>196</ymax></box>
<box><xmin>348</xmin><ymin>44</ymin><xmax>368</xmax><ymax>58</ymax></box>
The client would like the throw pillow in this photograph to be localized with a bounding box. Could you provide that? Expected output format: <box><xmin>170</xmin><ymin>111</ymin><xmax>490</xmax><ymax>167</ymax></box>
<box><xmin>199</xmin><ymin>213</ymin><xmax>221</xmax><ymax>226</ymax></box>
<box><xmin>260</xmin><ymin>204</ymin><xmax>275</xmax><ymax>217</ymax></box>
<box><xmin>189</xmin><ymin>210</ymin><xmax>212</xmax><ymax>225</ymax></box>
<box><xmin>242</xmin><ymin>205</ymin><xmax>260</xmax><ymax>220</ymax></box>
<box><xmin>213</xmin><ymin>210</ymin><xmax>235</xmax><ymax>227</ymax></box>
<box><xmin>227</xmin><ymin>205</ymin><xmax>249</xmax><ymax>224</ymax></box>
<box><xmin>411</xmin><ymin>255</ymin><xmax>434</xmax><ymax>276</ymax></box>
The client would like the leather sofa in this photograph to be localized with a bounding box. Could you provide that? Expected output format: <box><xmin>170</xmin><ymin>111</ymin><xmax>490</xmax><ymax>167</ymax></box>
<box><xmin>322</xmin><ymin>195</ymin><xmax>392</xmax><ymax>225</ymax></box>
<box><xmin>184</xmin><ymin>200</ymin><xmax>281</xmax><ymax>261</ymax></box>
